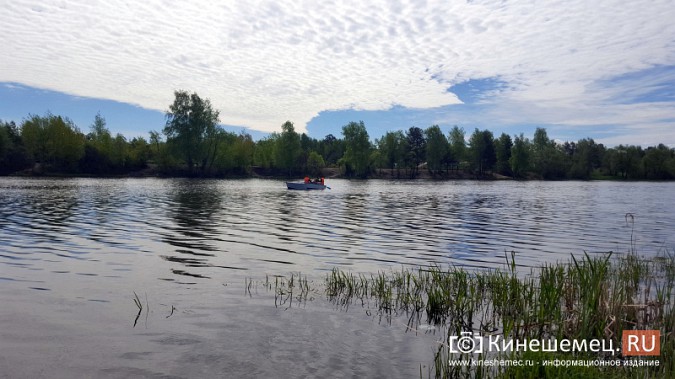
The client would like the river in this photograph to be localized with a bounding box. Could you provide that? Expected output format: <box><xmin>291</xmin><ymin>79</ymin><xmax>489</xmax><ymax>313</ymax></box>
<box><xmin>1</xmin><ymin>178</ymin><xmax>673</xmax><ymax>377</ymax></box>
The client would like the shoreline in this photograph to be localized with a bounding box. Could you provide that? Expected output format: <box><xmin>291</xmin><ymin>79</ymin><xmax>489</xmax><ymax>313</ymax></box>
<box><xmin>3</xmin><ymin>168</ymin><xmax>670</xmax><ymax>182</ymax></box>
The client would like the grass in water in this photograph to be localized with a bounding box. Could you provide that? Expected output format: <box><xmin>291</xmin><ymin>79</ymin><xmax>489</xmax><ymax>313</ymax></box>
<box><xmin>248</xmin><ymin>249</ymin><xmax>673</xmax><ymax>378</ymax></box>
<box><xmin>132</xmin><ymin>291</ymin><xmax>150</xmax><ymax>328</ymax></box>
<box><xmin>249</xmin><ymin>273</ymin><xmax>318</xmax><ymax>309</ymax></box>
<box><xmin>132</xmin><ymin>291</ymin><xmax>143</xmax><ymax>327</ymax></box>
<box><xmin>320</xmin><ymin>251</ymin><xmax>674</xmax><ymax>378</ymax></box>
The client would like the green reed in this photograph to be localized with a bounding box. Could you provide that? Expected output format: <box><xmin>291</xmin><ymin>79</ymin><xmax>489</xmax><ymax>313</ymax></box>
<box><xmin>249</xmin><ymin>272</ymin><xmax>317</xmax><ymax>309</ymax></box>
<box><xmin>322</xmin><ymin>251</ymin><xmax>674</xmax><ymax>378</ymax></box>
<box><xmin>250</xmin><ymin>249</ymin><xmax>673</xmax><ymax>378</ymax></box>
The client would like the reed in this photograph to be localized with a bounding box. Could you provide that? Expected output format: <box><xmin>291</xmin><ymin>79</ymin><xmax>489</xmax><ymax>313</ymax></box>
<box><xmin>322</xmin><ymin>251</ymin><xmax>675</xmax><ymax>378</ymax></box>
<box><xmin>251</xmin><ymin>249</ymin><xmax>673</xmax><ymax>377</ymax></box>
<box><xmin>256</xmin><ymin>272</ymin><xmax>316</xmax><ymax>309</ymax></box>
<box><xmin>132</xmin><ymin>291</ymin><xmax>143</xmax><ymax>327</ymax></box>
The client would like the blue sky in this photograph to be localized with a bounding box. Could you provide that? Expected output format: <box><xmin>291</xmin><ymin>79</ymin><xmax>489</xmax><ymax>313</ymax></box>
<box><xmin>2</xmin><ymin>1</ymin><xmax>675</xmax><ymax>146</ymax></box>
<box><xmin>0</xmin><ymin>82</ymin><xmax>270</xmax><ymax>140</ymax></box>
<box><xmin>1</xmin><ymin>80</ymin><xmax>545</xmax><ymax>142</ymax></box>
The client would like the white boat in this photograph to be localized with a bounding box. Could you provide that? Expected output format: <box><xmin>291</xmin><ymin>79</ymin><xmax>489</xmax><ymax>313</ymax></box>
<box><xmin>286</xmin><ymin>182</ymin><xmax>328</xmax><ymax>190</ymax></box>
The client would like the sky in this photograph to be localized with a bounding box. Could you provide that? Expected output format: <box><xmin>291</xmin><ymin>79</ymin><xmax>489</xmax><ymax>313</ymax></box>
<box><xmin>1</xmin><ymin>0</ymin><xmax>675</xmax><ymax>147</ymax></box>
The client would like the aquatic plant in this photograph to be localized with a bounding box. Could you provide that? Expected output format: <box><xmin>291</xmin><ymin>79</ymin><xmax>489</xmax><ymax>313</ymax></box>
<box><xmin>132</xmin><ymin>291</ymin><xmax>143</xmax><ymax>327</ymax></box>
<box><xmin>131</xmin><ymin>291</ymin><xmax>150</xmax><ymax>328</ymax></box>
<box><xmin>321</xmin><ymin>252</ymin><xmax>675</xmax><ymax>378</ymax></box>
<box><xmin>249</xmin><ymin>249</ymin><xmax>673</xmax><ymax>378</ymax></box>
<box><xmin>246</xmin><ymin>272</ymin><xmax>317</xmax><ymax>309</ymax></box>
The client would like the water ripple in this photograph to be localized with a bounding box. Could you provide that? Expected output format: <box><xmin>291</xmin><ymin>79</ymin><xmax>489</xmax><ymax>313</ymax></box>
<box><xmin>1</xmin><ymin>178</ymin><xmax>673</xmax><ymax>288</ymax></box>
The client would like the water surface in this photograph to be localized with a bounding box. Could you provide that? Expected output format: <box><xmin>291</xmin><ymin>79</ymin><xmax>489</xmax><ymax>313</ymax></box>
<box><xmin>1</xmin><ymin>178</ymin><xmax>673</xmax><ymax>377</ymax></box>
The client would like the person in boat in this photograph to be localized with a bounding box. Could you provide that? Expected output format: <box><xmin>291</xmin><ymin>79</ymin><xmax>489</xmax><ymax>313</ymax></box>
<box><xmin>304</xmin><ymin>176</ymin><xmax>310</xmax><ymax>184</ymax></box>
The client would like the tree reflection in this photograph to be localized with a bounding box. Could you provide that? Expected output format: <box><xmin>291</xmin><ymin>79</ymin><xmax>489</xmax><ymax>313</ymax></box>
<box><xmin>163</xmin><ymin>180</ymin><xmax>222</xmax><ymax>279</ymax></box>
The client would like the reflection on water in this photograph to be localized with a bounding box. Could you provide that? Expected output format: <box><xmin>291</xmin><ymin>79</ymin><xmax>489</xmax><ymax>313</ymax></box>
<box><xmin>1</xmin><ymin>177</ymin><xmax>674</xmax><ymax>377</ymax></box>
<box><xmin>2</xmin><ymin>177</ymin><xmax>674</xmax><ymax>293</ymax></box>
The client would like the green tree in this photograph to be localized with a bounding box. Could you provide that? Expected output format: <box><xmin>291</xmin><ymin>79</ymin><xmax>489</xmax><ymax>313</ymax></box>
<box><xmin>20</xmin><ymin>115</ymin><xmax>48</xmax><ymax>163</ymax></box>
<box><xmin>614</xmin><ymin>145</ymin><xmax>643</xmax><ymax>179</ymax></box>
<box><xmin>405</xmin><ymin>126</ymin><xmax>426</xmax><ymax>178</ymax></box>
<box><xmin>209</xmin><ymin>131</ymin><xmax>253</xmax><ymax>175</ymax></box>
<box><xmin>510</xmin><ymin>133</ymin><xmax>530</xmax><ymax>178</ymax></box>
<box><xmin>21</xmin><ymin>114</ymin><xmax>85</xmax><ymax>172</ymax></box>
<box><xmin>210</xmin><ymin>130</ymin><xmax>238</xmax><ymax>173</ymax></box>
<box><xmin>0</xmin><ymin>122</ymin><xmax>8</xmax><ymax>156</ymax></box>
<box><xmin>149</xmin><ymin>130</ymin><xmax>162</xmax><ymax>156</ymax></box>
<box><xmin>0</xmin><ymin>120</ymin><xmax>28</xmax><ymax>174</ymax></box>
<box><xmin>89</xmin><ymin>113</ymin><xmax>111</xmax><ymax>144</ymax></box>
<box><xmin>46</xmin><ymin>115</ymin><xmax>85</xmax><ymax>171</ymax></box>
<box><xmin>567</xmin><ymin>138</ymin><xmax>602</xmax><ymax>179</ymax></box>
<box><xmin>318</xmin><ymin>134</ymin><xmax>344</xmax><ymax>166</ymax></box>
<box><xmin>448</xmin><ymin>125</ymin><xmax>466</xmax><ymax>170</ymax></box>
<box><xmin>424</xmin><ymin>125</ymin><xmax>448</xmax><ymax>175</ymax></box>
<box><xmin>468</xmin><ymin>128</ymin><xmax>496</xmax><ymax>176</ymax></box>
<box><xmin>530</xmin><ymin>127</ymin><xmax>567</xmax><ymax>179</ymax></box>
<box><xmin>163</xmin><ymin>90</ymin><xmax>221</xmax><ymax>173</ymax></box>
<box><xmin>601</xmin><ymin>148</ymin><xmax>615</xmax><ymax>177</ymax></box>
<box><xmin>127</xmin><ymin>137</ymin><xmax>150</xmax><ymax>170</ymax></box>
<box><xmin>274</xmin><ymin>121</ymin><xmax>301</xmax><ymax>176</ymax></box>
<box><xmin>82</xmin><ymin>113</ymin><xmax>115</xmax><ymax>173</ymax></box>
<box><xmin>531</xmin><ymin>127</ymin><xmax>552</xmax><ymax>176</ymax></box>
<box><xmin>254</xmin><ymin>134</ymin><xmax>278</xmax><ymax>169</ymax></box>
<box><xmin>110</xmin><ymin>133</ymin><xmax>127</xmax><ymax>169</ymax></box>
<box><xmin>298</xmin><ymin>133</ymin><xmax>320</xmax><ymax>172</ymax></box>
<box><xmin>643</xmin><ymin>144</ymin><xmax>673</xmax><ymax>179</ymax></box>
<box><xmin>494</xmin><ymin>133</ymin><xmax>513</xmax><ymax>176</ymax></box>
<box><xmin>147</xmin><ymin>129</ymin><xmax>178</xmax><ymax>172</ymax></box>
<box><xmin>306</xmin><ymin>151</ymin><xmax>326</xmax><ymax>177</ymax></box>
<box><xmin>376</xmin><ymin>130</ymin><xmax>405</xmax><ymax>176</ymax></box>
<box><xmin>341</xmin><ymin>121</ymin><xmax>371</xmax><ymax>177</ymax></box>
<box><xmin>231</xmin><ymin>132</ymin><xmax>254</xmax><ymax>174</ymax></box>
<box><xmin>300</xmin><ymin>133</ymin><xmax>319</xmax><ymax>155</ymax></box>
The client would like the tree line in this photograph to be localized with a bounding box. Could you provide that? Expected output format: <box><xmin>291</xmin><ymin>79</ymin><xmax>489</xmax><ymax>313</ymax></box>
<box><xmin>1</xmin><ymin>90</ymin><xmax>674</xmax><ymax>180</ymax></box>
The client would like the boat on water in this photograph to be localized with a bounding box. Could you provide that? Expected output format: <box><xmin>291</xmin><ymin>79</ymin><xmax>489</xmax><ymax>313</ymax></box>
<box><xmin>287</xmin><ymin>177</ymin><xmax>329</xmax><ymax>190</ymax></box>
<box><xmin>286</xmin><ymin>182</ymin><xmax>328</xmax><ymax>190</ymax></box>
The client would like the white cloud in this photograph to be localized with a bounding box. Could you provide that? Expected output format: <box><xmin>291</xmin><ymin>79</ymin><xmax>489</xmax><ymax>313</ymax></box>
<box><xmin>1</xmin><ymin>0</ymin><xmax>674</xmax><ymax>135</ymax></box>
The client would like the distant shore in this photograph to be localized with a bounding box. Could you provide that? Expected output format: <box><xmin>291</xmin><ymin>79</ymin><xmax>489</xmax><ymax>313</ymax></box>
<box><xmin>5</xmin><ymin>165</ymin><xmax>667</xmax><ymax>181</ymax></box>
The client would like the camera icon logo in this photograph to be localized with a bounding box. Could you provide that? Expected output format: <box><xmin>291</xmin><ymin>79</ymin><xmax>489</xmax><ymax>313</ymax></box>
<box><xmin>449</xmin><ymin>332</ymin><xmax>483</xmax><ymax>354</ymax></box>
